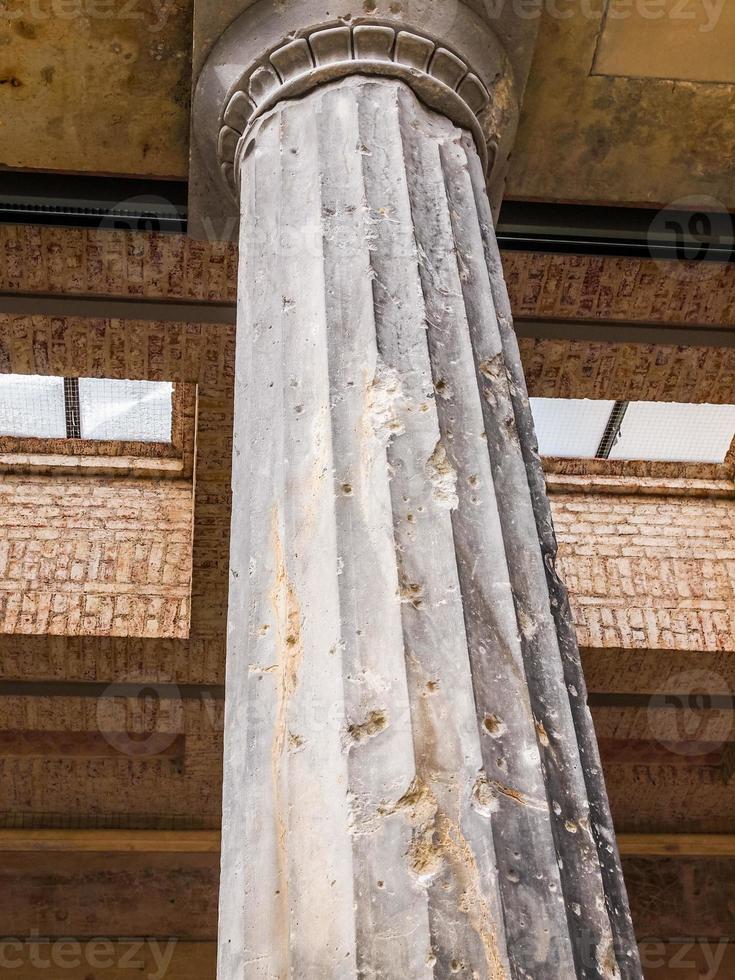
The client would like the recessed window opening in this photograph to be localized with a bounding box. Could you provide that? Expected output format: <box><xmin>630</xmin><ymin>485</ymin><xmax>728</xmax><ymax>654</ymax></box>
<box><xmin>531</xmin><ymin>397</ymin><xmax>735</xmax><ymax>464</ymax></box>
<box><xmin>0</xmin><ymin>374</ymin><xmax>173</xmax><ymax>444</ymax></box>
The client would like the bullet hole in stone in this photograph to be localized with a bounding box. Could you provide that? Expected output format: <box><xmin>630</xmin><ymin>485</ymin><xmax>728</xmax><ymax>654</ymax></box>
<box><xmin>535</xmin><ymin>718</ymin><xmax>550</xmax><ymax>747</ymax></box>
<box><xmin>565</xmin><ymin>820</ymin><xmax>578</xmax><ymax>834</ymax></box>
<box><xmin>400</xmin><ymin>581</ymin><xmax>424</xmax><ymax>609</ymax></box>
<box><xmin>483</xmin><ymin>714</ymin><xmax>505</xmax><ymax>737</ymax></box>
<box><xmin>286</xmin><ymin>634</ymin><xmax>298</xmax><ymax>647</ymax></box>
<box><xmin>426</xmin><ymin>680</ymin><xmax>439</xmax><ymax>692</ymax></box>
<box><xmin>288</xmin><ymin>732</ymin><xmax>304</xmax><ymax>751</ymax></box>
<box><xmin>507</xmin><ymin>869</ymin><xmax>520</xmax><ymax>883</ymax></box>
<box><xmin>407</xmin><ymin>513</ymin><xmax>415</xmax><ymax>523</ymax></box>
<box><xmin>294</xmin><ymin>404</ymin><xmax>304</xmax><ymax>414</ymax></box>
<box><xmin>341</xmin><ymin>483</ymin><xmax>353</xmax><ymax>495</ymax></box>
<box><xmin>377</xmin><ymin>880</ymin><xmax>384</xmax><ymax>888</ymax></box>
<box><xmin>347</xmin><ymin>709</ymin><xmax>388</xmax><ymax>743</ymax></box>
<box><xmin>450</xmin><ymin>960</ymin><xmax>463</xmax><ymax>973</ymax></box>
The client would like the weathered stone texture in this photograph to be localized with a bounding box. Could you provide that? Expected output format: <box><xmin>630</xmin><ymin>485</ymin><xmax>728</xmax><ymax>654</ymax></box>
<box><xmin>0</xmin><ymin>475</ymin><xmax>192</xmax><ymax>638</ymax></box>
<box><xmin>220</xmin><ymin>75</ymin><xmax>637</xmax><ymax>980</ymax></box>
<box><xmin>554</xmin><ymin>493</ymin><xmax>735</xmax><ymax>655</ymax></box>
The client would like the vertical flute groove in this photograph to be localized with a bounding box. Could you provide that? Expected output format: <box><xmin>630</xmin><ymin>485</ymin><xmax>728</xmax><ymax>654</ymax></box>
<box><xmin>462</xmin><ymin>135</ymin><xmax>642</xmax><ymax>979</ymax></box>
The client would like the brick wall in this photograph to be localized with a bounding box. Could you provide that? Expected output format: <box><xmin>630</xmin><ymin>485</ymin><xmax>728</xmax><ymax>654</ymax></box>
<box><xmin>0</xmin><ymin>474</ymin><xmax>193</xmax><ymax>638</ymax></box>
<box><xmin>553</xmin><ymin>491</ymin><xmax>735</xmax><ymax>654</ymax></box>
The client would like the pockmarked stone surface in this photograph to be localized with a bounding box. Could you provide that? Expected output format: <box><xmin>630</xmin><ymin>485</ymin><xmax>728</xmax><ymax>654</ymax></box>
<box><xmin>220</xmin><ymin>74</ymin><xmax>641</xmax><ymax>979</ymax></box>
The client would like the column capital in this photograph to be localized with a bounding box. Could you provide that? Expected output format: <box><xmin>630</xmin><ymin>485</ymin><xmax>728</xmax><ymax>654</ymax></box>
<box><xmin>188</xmin><ymin>0</ymin><xmax>541</xmax><ymax>240</ymax></box>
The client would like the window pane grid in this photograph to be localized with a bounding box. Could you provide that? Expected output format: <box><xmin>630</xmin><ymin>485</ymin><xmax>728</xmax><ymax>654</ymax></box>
<box><xmin>531</xmin><ymin>397</ymin><xmax>735</xmax><ymax>464</ymax></box>
<box><xmin>609</xmin><ymin>402</ymin><xmax>735</xmax><ymax>463</ymax></box>
<box><xmin>530</xmin><ymin>397</ymin><xmax>615</xmax><ymax>459</ymax></box>
<box><xmin>0</xmin><ymin>375</ymin><xmax>173</xmax><ymax>445</ymax></box>
<box><xmin>0</xmin><ymin>375</ymin><xmax>67</xmax><ymax>439</ymax></box>
<box><xmin>79</xmin><ymin>379</ymin><xmax>173</xmax><ymax>443</ymax></box>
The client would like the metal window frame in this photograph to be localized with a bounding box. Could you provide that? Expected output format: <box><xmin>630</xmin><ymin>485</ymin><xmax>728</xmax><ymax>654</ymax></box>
<box><xmin>595</xmin><ymin>401</ymin><xmax>629</xmax><ymax>460</ymax></box>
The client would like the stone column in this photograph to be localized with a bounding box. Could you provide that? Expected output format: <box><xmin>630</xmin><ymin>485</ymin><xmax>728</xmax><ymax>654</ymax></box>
<box><xmin>195</xmin><ymin>10</ymin><xmax>642</xmax><ymax>980</ymax></box>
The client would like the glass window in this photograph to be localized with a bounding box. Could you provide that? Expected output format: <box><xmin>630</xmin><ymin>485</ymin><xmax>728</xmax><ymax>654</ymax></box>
<box><xmin>609</xmin><ymin>402</ymin><xmax>735</xmax><ymax>463</ymax></box>
<box><xmin>0</xmin><ymin>374</ymin><xmax>173</xmax><ymax>444</ymax></box>
<box><xmin>79</xmin><ymin>379</ymin><xmax>173</xmax><ymax>443</ymax></box>
<box><xmin>0</xmin><ymin>375</ymin><xmax>67</xmax><ymax>438</ymax></box>
<box><xmin>530</xmin><ymin>397</ymin><xmax>616</xmax><ymax>458</ymax></box>
<box><xmin>530</xmin><ymin>396</ymin><xmax>735</xmax><ymax>464</ymax></box>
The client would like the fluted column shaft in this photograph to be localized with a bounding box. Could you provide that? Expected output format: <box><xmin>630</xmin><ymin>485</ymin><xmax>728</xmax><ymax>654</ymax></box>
<box><xmin>220</xmin><ymin>75</ymin><xmax>640</xmax><ymax>980</ymax></box>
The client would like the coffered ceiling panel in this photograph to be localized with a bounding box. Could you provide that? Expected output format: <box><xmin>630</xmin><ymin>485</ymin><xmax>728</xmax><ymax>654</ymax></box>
<box><xmin>507</xmin><ymin>4</ymin><xmax>735</xmax><ymax>208</ymax></box>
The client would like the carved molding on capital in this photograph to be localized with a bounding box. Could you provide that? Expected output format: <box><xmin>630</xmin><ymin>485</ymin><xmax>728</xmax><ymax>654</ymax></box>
<box><xmin>217</xmin><ymin>24</ymin><xmax>495</xmax><ymax>197</ymax></box>
<box><xmin>189</xmin><ymin>0</ymin><xmax>537</xmax><ymax>239</ymax></box>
